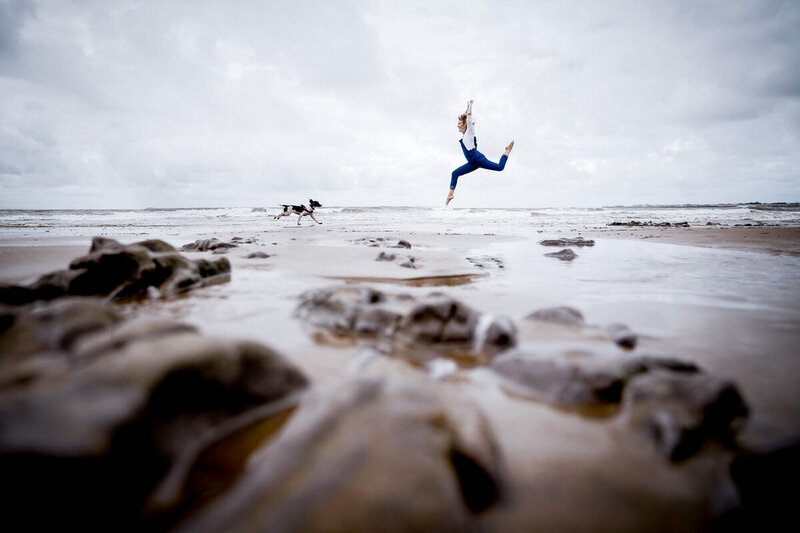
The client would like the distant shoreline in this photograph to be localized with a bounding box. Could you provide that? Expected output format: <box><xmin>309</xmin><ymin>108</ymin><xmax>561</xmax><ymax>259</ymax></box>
<box><xmin>1</xmin><ymin>201</ymin><xmax>799</xmax><ymax>213</ymax></box>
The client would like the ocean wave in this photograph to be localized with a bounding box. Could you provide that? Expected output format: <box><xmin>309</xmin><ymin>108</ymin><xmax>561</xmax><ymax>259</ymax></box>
<box><xmin>748</xmin><ymin>204</ymin><xmax>800</xmax><ymax>212</ymax></box>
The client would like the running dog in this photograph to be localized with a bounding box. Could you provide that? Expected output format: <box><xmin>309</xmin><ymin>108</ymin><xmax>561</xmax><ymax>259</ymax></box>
<box><xmin>274</xmin><ymin>199</ymin><xmax>322</xmax><ymax>225</ymax></box>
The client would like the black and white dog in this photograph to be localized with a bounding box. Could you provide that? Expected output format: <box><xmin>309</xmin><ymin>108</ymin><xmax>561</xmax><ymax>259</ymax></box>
<box><xmin>274</xmin><ymin>199</ymin><xmax>322</xmax><ymax>225</ymax></box>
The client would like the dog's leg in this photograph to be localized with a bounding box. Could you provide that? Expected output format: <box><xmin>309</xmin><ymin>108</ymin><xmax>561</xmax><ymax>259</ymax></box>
<box><xmin>297</xmin><ymin>212</ymin><xmax>306</xmax><ymax>225</ymax></box>
<box><xmin>310</xmin><ymin>212</ymin><xmax>322</xmax><ymax>224</ymax></box>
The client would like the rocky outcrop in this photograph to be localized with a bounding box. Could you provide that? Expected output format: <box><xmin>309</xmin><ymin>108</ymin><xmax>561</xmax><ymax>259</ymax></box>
<box><xmin>619</xmin><ymin>370</ymin><xmax>749</xmax><ymax>461</ymax></box>
<box><xmin>181</xmin><ymin>238</ymin><xmax>239</xmax><ymax>252</ymax></box>
<box><xmin>608</xmin><ymin>221</ymin><xmax>690</xmax><ymax>227</ymax></box>
<box><xmin>0</xmin><ymin>297</ymin><xmax>309</xmax><ymax>532</ymax></box>
<box><xmin>727</xmin><ymin>440</ymin><xmax>800</xmax><ymax>531</ymax></box>
<box><xmin>295</xmin><ymin>286</ymin><xmax>516</xmax><ymax>362</ymax></box>
<box><xmin>538</xmin><ymin>237</ymin><xmax>592</xmax><ymax>261</ymax></box>
<box><xmin>525</xmin><ymin>306</ymin><xmax>585</xmax><ymax>327</ymax></box>
<box><xmin>490</xmin><ymin>350</ymin><xmax>747</xmax><ymax>462</ymax></box>
<box><xmin>604</xmin><ymin>323</ymin><xmax>638</xmax><ymax>349</ymax></box>
<box><xmin>351</xmin><ymin>237</ymin><xmax>413</xmax><ymax>249</ymax></box>
<box><xmin>491</xmin><ymin>351</ymin><xmax>631</xmax><ymax>406</ymax></box>
<box><xmin>376</xmin><ymin>251</ymin><xmax>417</xmax><ymax>268</ymax></box>
<box><xmin>544</xmin><ymin>249</ymin><xmax>578</xmax><ymax>261</ymax></box>
<box><xmin>0</xmin><ymin>237</ymin><xmax>231</xmax><ymax>305</ymax></box>
<box><xmin>466</xmin><ymin>256</ymin><xmax>505</xmax><ymax>270</ymax></box>
<box><xmin>539</xmin><ymin>237</ymin><xmax>595</xmax><ymax>247</ymax></box>
<box><xmin>172</xmin><ymin>376</ymin><xmax>506</xmax><ymax>533</ymax></box>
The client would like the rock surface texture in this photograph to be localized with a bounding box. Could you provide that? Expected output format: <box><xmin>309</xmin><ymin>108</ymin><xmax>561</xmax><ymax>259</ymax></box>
<box><xmin>0</xmin><ymin>297</ymin><xmax>309</xmax><ymax>532</ymax></box>
<box><xmin>295</xmin><ymin>286</ymin><xmax>517</xmax><ymax>363</ymax></box>
<box><xmin>173</xmin><ymin>376</ymin><xmax>506</xmax><ymax>533</ymax></box>
<box><xmin>0</xmin><ymin>237</ymin><xmax>231</xmax><ymax>305</ymax></box>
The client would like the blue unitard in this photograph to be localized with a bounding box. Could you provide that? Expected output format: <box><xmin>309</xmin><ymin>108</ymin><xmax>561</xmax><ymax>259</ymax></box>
<box><xmin>450</xmin><ymin>116</ymin><xmax>508</xmax><ymax>189</ymax></box>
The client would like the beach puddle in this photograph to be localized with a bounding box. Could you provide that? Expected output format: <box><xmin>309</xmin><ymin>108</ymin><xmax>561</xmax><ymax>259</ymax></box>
<box><xmin>148</xmin><ymin>405</ymin><xmax>297</xmax><ymax>524</ymax></box>
<box><xmin>323</xmin><ymin>273</ymin><xmax>487</xmax><ymax>287</ymax></box>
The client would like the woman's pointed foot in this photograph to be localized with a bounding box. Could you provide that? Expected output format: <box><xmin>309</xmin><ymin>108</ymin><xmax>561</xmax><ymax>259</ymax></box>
<box><xmin>505</xmin><ymin>140</ymin><xmax>515</xmax><ymax>155</ymax></box>
<box><xmin>446</xmin><ymin>190</ymin><xmax>454</xmax><ymax>206</ymax></box>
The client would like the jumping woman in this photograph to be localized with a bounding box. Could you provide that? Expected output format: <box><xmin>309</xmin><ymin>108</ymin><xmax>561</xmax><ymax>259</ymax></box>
<box><xmin>446</xmin><ymin>99</ymin><xmax>514</xmax><ymax>206</ymax></box>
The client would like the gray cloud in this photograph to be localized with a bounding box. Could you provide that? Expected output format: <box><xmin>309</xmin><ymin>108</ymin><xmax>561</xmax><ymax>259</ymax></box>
<box><xmin>0</xmin><ymin>0</ymin><xmax>798</xmax><ymax>208</ymax></box>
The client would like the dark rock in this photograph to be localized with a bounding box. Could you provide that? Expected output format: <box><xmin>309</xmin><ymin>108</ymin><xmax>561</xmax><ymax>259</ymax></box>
<box><xmin>376</xmin><ymin>252</ymin><xmax>396</xmax><ymax>262</ymax></box>
<box><xmin>376</xmin><ymin>252</ymin><xmax>416</xmax><ymax>268</ymax></box>
<box><xmin>172</xmin><ymin>376</ymin><xmax>506</xmax><ymax>533</ymax></box>
<box><xmin>525</xmin><ymin>306</ymin><xmax>585</xmax><ymax>326</ymax></box>
<box><xmin>353</xmin><ymin>237</ymin><xmax>412</xmax><ymax>249</ymax></box>
<box><xmin>539</xmin><ymin>237</ymin><xmax>595</xmax><ymax>247</ymax></box>
<box><xmin>544</xmin><ymin>249</ymin><xmax>578</xmax><ymax>261</ymax></box>
<box><xmin>619</xmin><ymin>370</ymin><xmax>749</xmax><ymax>462</ymax></box>
<box><xmin>295</xmin><ymin>287</ymin><xmax>516</xmax><ymax>360</ymax></box>
<box><xmin>727</xmin><ymin>440</ymin><xmax>800</xmax><ymax>531</ymax></box>
<box><xmin>0</xmin><ymin>268</ymin><xmax>82</xmax><ymax>305</ymax></box>
<box><xmin>246</xmin><ymin>252</ymin><xmax>271</xmax><ymax>259</ymax></box>
<box><xmin>0</xmin><ymin>300</ymin><xmax>309</xmax><ymax>531</ymax></box>
<box><xmin>491</xmin><ymin>351</ymin><xmax>705</xmax><ymax>410</ymax></box>
<box><xmin>137</xmin><ymin>239</ymin><xmax>179</xmax><ymax>253</ymax></box>
<box><xmin>491</xmin><ymin>351</ymin><xmax>630</xmax><ymax>406</ymax></box>
<box><xmin>181</xmin><ymin>238</ymin><xmax>239</xmax><ymax>252</ymax></box>
<box><xmin>0</xmin><ymin>298</ymin><xmax>123</xmax><ymax>365</ymax></box>
<box><xmin>608</xmin><ymin>220</ymin><xmax>690</xmax><ymax>228</ymax></box>
<box><xmin>401</xmin><ymin>297</ymin><xmax>479</xmax><ymax>344</ymax></box>
<box><xmin>0</xmin><ymin>237</ymin><xmax>232</xmax><ymax>305</ymax></box>
<box><xmin>466</xmin><ymin>256</ymin><xmax>504</xmax><ymax>270</ymax></box>
<box><xmin>605</xmin><ymin>323</ymin><xmax>638</xmax><ymax>349</ymax></box>
<box><xmin>399</xmin><ymin>257</ymin><xmax>416</xmax><ymax>269</ymax></box>
<box><xmin>296</xmin><ymin>286</ymin><xmax>395</xmax><ymax>336</ymax></box>
<box><xmin>89</xmin><ymin>236</ymin><xmax>125</xmax><ymax>253</ymax></box>
<box><xmin>477</xmin><ymin>315</ymin><xmax>517</xmax><ymax>352</ymax></box>
<box><xmin>352</xmin><ymin>306</ymin><xmax>404</xmax><ymax>336</ymax></box>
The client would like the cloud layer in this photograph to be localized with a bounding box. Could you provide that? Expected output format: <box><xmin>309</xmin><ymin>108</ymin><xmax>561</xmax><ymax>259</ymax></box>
<box><xmin>1</xmin><ymin>0</ymin><xmax>798</xmax><ymax>208</ymax></box>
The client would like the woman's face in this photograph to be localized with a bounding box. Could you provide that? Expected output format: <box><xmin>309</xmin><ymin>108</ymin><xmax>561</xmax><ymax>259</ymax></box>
<box><xmin>458</xmin><ymin>119</ymin><xmax>466</xmax><ymax>133</ymax></box>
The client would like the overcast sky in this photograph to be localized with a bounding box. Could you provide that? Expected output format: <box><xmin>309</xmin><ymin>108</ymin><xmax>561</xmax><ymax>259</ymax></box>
<box><xmin>1</xmin><ymin>0</ymin><xmax>798</xmax><ymax>209</ymax></box>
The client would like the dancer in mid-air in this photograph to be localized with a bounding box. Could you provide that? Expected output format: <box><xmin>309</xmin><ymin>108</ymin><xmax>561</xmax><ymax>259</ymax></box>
<box><xmin>446</xmin><ymin>99</ymin><xmax>514</xmax><ymax>206</ymax></box>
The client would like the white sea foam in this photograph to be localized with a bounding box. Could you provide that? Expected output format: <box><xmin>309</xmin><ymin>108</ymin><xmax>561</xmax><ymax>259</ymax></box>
<box><xmin>2</xmin><ymin>203</ymin><xmax>798</xmax><ymax>242</ymax></box>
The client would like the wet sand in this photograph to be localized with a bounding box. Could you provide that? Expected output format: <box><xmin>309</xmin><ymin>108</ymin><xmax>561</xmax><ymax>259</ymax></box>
<box><xmin>1</xmin><ymin>223</ymin><xmax>799</xmax><ymax>531</ymax></box>
<box><xmin>586</xmin><ymin>225</ymin><xmax>800</xmax><ymax>256</ymax></box>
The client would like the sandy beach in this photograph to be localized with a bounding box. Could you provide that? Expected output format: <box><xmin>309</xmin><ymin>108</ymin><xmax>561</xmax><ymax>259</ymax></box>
<box><xmin>589</xmin><ymin>225</ymin><xmax>800</xmax><ymax>256</ymax></box>
<box><xmin>1</xmin><ymin>208</ymin><xmax>799</xmax><ymax>532</ymax></box>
